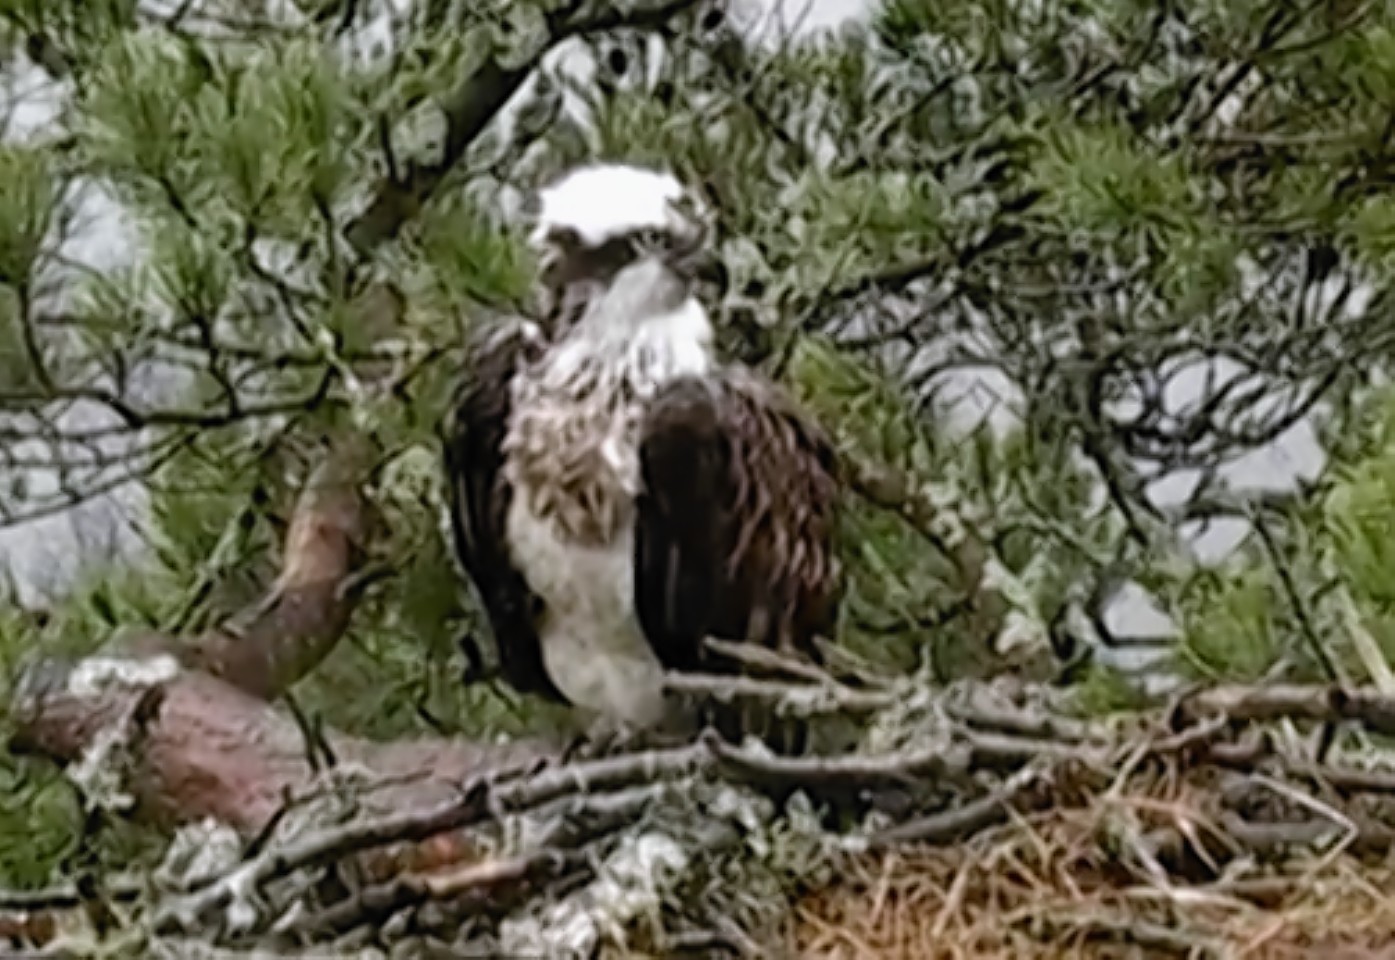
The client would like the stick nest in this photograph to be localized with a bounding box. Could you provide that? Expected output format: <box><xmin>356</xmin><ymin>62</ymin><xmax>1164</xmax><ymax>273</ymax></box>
<box><xmin>14</xmin><ymin>672</ymin><xmax>1395</xmax><ymax>959</ymax></box>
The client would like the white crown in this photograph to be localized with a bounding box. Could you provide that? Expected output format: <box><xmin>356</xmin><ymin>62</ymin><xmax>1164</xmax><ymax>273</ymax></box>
<box><xmin>530</xmin><ymin>162</ymin><xmax>691</xmax><ymax>248</ymax></box>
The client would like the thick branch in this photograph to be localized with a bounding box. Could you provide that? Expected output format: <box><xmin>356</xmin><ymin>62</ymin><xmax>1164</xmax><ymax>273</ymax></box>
<box><xmin>5</xmin><ymin>417</ymin><xmax>448</xmax><ymax>833</ymax></box>
<box><xmin>94</xmin><ymin>431</ymin><xmax>371</xmax><ymax>702</ymax></box>
<box><xmin>185</xmin><ymin>434</ymin><xmax>376</xmax><ymax>700</ymax></box>
<box><xmin>345</xmin><ymin>0</ymin><xmax>705</xmax><ymax>254</ymax></box>
<box><xmin>8</xmin><ymin>666</ymin><xmax>552</xmax><ymax>837</ymax></box>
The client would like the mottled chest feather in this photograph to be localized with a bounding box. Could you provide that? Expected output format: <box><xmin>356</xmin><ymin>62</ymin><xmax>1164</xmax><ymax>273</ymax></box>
<box><xmin>504</xmin><ymin>363</ymin><xmax>642</xmax><ymax>547</ymax></box>
<box><xmin>502</xmin><ymin>299</ymin><xmax>714</xmax><ymax>549</ymax></box>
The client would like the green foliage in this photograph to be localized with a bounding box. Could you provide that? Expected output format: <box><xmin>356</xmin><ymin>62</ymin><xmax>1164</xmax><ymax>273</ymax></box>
<box><xmin>79</xmin><ymin>27</ymin><xmax>370</xmax><ymax>257</ymax></box>
<box><xmin>148</xmin><ymin>218</ymin><xmax>238</xmax><ymax>323</ymax></box>
<box><xmin>1176</xmin><ymin>567</ymin><xmax>1286</xmax><ymax>681</ymax></box>
<box><xmin>9</xmin><ymin>0</ymin><xmax>1395</xmax><ymax>915</ymax></box>
<box><xmin>779</xmin><ymin>169</ymin><xmax>951</xmax><ymax>292</ymax></box>
<box><xmin>1345</xmin><ymin>193</ymin><xmax>1395</xmax><ymax>270</ymax></box>
<box><xmin>0</xmin><ymin>145</ymin><xmax>55</xmax><ymax>286</ymax></box>
<box><xmin>1072</xmin><ymin>662</ymin><xmax>1154</xmax><ymax>717</ymax></box>
<box><xmin>787</xmin><ymin>338</ymin><xmax>962</xmax><ymax>673</ymax></box>
<box><xmin>0</xmin><ymin>758</ymin><xmax>81</xmax><ymax>888</ymax></box>
<box><xmin>1319</xmin><ymin>387</ymin><xmax>1395</xmax><ymax>670</ymax></box>
<box><xmin>190</xmin><ymin>41</ymin><xmax>360</xmax><ymax>228</ymax></box>
<box><xmin>409</xmin><ymin>193</ymin><xmax>536</xmax><ymax>315</ymax></box>
<box><xmin>1326</xmin><ymin>448</ymin><xmax>1395</xmax><ymax>610</ymax></box>
<box><xmin>1151</xmin><ymin>385</ymin><xmax>1395</xmax><ymax>686</ymax></box>
<box><xmin>0</xmin><ymin>0</ymin><xmax>135</xmax><ymax>70</ymax></box>
<box><xmin>0</xmin><ymin>561</ymin><xmax>183</xmax><ymax>889</ymax></box>
<box><xmin>787</xmin><ymin>337</ymin><xmax>1111</xmax><ymax>680</ymax></box>
<box><xmin>79</xmin><ymin>31</ymin><xmax>211</xmax><ymax>190</ymax></box>
<box><xmin>0</xmin><ymin>287</ymin><xmax>33</xmax><ymax>390</ymax></box>
<box><xmin>1030</xmin><ymin>122</ymin><xmax>1199</xmax><ymax>237</ymax></box>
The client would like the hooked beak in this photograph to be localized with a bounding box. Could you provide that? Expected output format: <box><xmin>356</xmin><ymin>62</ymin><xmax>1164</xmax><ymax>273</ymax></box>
<box><xmin>536</xmin><ymin>244</ymin><xmax>562</xmax><ymax>285</ymax></box>
<box><xmin>662</xmin><ymin>222</ymin><xmax>726</xmax><ymax>290</ymax></box>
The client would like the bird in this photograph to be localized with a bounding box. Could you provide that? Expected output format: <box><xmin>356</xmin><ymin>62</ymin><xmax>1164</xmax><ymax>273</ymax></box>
<box><xmin>441</xmin><ymin>161</ymin><xmax>843</xmax><ymax>751</ymax></box>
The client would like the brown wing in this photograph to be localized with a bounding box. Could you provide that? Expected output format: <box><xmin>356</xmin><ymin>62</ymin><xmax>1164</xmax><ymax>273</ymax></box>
<box><xmin>634</xmin><ymin>365</ymin><xmax>842</xmax><ymax>674</ymax></box>
<box><xmin>441</xmin><ymin>318</ymin><xmax>564</xmax><ymax>702</ymax></box>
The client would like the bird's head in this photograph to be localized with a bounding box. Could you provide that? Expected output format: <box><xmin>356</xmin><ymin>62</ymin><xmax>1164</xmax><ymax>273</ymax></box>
<box><xmin>526</xmin><ymin>162</ymin><xmax>722</xmax><ymax>323</ymax></box>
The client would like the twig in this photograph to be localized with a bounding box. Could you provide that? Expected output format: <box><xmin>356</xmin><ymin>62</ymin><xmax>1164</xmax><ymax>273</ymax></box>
<box><xmin>1251</xmin><ymin>508</ymin><xmax>1343</xmax><ymax>682</ymax></box>
<box><xmin>152</xmin><ymin>742</ymin><xmax>712</xmax><ymax>934</ymax></box>
<box><xmin>1011</xmin><ymin>909</ymin><xmax>1224</xmax><ymax>957</ymax></box>
<box><xmin>866</xmin><ymin>764</ymin><xmax>1051</xmax><ymax>848</ymax></box>
<box><xmin>289</xmin><ymin>849</ymin><xmax>582</xmax><ymax>937</ymax></box>
<box><xmin>663</xmin><ymin>671</ymin><xmax>896</xmax><ymax>716</ymax></box>
<box><xmin>943</xmin><ymin>689</ymin><xmax>1099</xmax><ymax>744</ymax></box>
<box><xmin>1217</xmin><ymin>812</ymin><xmax>1380</xmax><ymax>857</ymax></box>
<box><xmin>706</xmin><ymin>731</ymin><xmax>977</xmax><ymax>794</ymax></box>
<box><xmin>1183</xmin><ymin>683</ymin><xmax>1395</xmax><ymax>735</ymax></box>
<box><xmin>702</xmin><ymin>637</ymin><xmax>887</xmax><ymax>689</ymax></box>
<box><xmin>843</xmin><ymin>454</ymin><xmax>985</xmax><ymax>589</ymax></box>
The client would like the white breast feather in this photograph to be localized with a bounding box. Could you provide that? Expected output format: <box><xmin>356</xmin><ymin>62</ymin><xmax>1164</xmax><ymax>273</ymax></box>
<box><xmin>504</xmin><ymin>298</ymin><xmax>713</xmax><ymax>729</ymax></box>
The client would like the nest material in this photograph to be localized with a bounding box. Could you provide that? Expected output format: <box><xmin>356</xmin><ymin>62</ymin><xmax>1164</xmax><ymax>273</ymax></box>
<box><xmin>789</xmin><ymin>776</ymin><xmax>1395</xmax><ymax>959</ymax></box>
<box><xmin>15</xmin><ymin>673</ymin><xmax>1395</xmax><ymax>959</ymax></box>
<box><xmin>789</xmin><ymin>680</ymin><xmax>1395</xmax><ymax>959</ymax></box>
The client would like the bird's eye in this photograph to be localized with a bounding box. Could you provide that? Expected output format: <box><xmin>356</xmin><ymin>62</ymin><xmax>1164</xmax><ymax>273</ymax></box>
<box><xmin>634</xmin><ymin>229</ymin><xmax>664</xmax><ymax>251</ymax></box>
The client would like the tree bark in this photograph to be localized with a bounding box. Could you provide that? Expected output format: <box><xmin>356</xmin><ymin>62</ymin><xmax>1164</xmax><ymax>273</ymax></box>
<box><xmin>9</xmin><ymin>666</ymin><xmax>551</xmax><ymax>840</ymax></box>
<box><xmin>6</xmin><ymin>428</ymin><xmax>556</xmax><ymax>846</ymax></box>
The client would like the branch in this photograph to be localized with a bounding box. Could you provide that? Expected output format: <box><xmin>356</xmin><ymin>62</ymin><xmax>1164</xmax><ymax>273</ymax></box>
<box><xmin>866</xmin><ymin>763</ymin><xmax>1051</xmax><ymax>848</ymax></box>
<box><xmin>844</xmin><ymin>454</ymin><xmax>989</xmax><ymax>597</ymax></box>
<box><xmin>344</xmin><ymin>0</ymin><xmax>706</xmax><ymax>254</ymax></box>
<box><xmin>174</xmin><ymin>432</ymin><xmax>376</xmax><ymax>700</ymax></box>
<box><xmin>1182</xmin><ymin>683</ymin><xmax>1395</xmax><ymax>735</ymax></box>
<box><xmin>288</xmin><ymin>848</ymin><xmax>581</xmax><ymax>938</ymax></box>
<box><xmin>8</xmin><ymin>665</ymin><xmax>554</xmax><ymax>837</ymax></box>
<box><xmin>149</xmin><ymin>741</ymin><xmax>710</xmax><ymax>935</ymax></box>
<box><xmin>663</xmin><ymin>670</ymin><xmax>897</xmax><ymax>717</ymax></box>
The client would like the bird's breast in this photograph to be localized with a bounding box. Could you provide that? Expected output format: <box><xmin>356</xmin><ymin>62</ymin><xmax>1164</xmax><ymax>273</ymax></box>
<box><xmin>502</xmin><ymin>460</ymin><xmax>669</xmax><ymax>729</ymax></box>
<box><xmin>503</xmin><ymin>489</ymin><xmax>636</xmax><ymax>624</ymax></box>
<box><xmin>501</xmin><ymin>342</ymin><xmax>646</xmax><ymax>609</ymax></box>
<box><xmin>502</xmin><ymin>383</ymin><xmax>641</xmax><ymax>550</ymax></box>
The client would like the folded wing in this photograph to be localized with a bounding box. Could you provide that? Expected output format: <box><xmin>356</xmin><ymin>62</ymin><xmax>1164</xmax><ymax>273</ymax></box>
<box><xmin>634</xmin><ymin>366</ymin><xmax>842</xmax><ymax>674</ymax></box>
<box><xmin>441</xmin><ymin>319</ymin><xmax>564</xmax><ymax>701</ymax></box>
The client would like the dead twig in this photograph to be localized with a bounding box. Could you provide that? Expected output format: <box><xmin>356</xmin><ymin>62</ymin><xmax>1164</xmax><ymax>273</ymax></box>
<box><xmin>289</xmin><ymin>849</ymin><xmax>583</xmax><ymax>937</ymax></box>
<box><xmin>664</xmin><ymin>671</ymin><xmax>897</xmax><ymax>716</ymax></box>
<box><xmin>866</xmin><ymin>764</ymin><xmax>1052</xmax><ymax>848</ymax></box>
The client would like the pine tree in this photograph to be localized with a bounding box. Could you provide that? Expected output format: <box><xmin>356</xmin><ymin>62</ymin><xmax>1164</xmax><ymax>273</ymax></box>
<box><xmin>7</xmin><ymin>0</ymin><xmax>1395</xmax><ymax>946</ymax></box>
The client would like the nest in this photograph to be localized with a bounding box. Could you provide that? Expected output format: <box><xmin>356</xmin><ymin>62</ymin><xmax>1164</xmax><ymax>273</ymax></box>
<box><xmin>790</xmin><ymin>773</ymin><xmax>1395</xmax><ymax>959</ymax></box>
<box><xmin>787</xmin><ymin>679</ymin><xmax>1395</xmax><ymax>959</ymax></box>
<box><xmin>13</xmin><ymin>664</ymin><xmax>1395</xmax><ymax>959</ymax></box>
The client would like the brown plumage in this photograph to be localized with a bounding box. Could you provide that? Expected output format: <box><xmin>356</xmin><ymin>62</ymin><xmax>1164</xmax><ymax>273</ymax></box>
<box><xmin>440</xmin><ymin>161</ymin><xmax>844</xmax><ymax>748</ymax></box>
<box><xmin>635</xmin><ymin>368</ymin><xmax>843</xmax><ymax>673</ymax></box>
<box><xmin>442</xmin><ymin>319</ymin><xmax>561</xmax><ymax>702</ymax></box>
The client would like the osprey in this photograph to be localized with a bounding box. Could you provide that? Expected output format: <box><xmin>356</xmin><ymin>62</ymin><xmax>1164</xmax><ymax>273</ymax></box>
<box><xmin>442</xmin><ymin>162</ymin><xmax>842</xmax><ymax>744</ymax></box>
